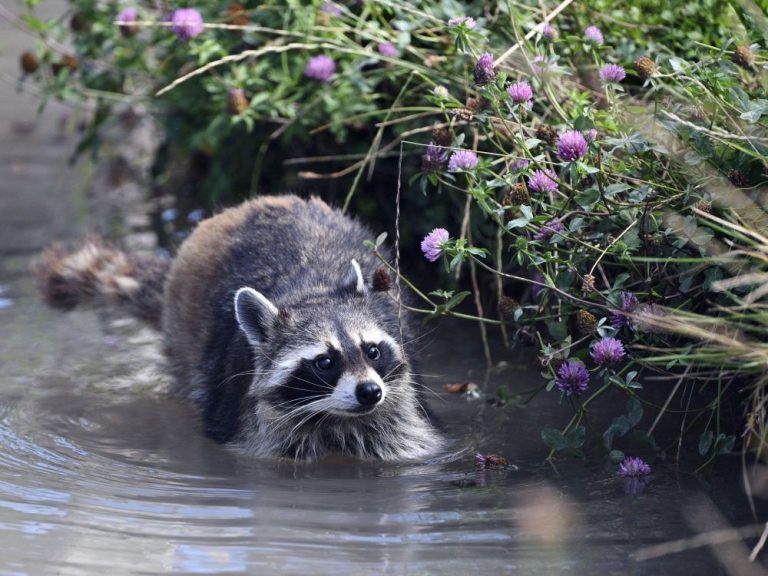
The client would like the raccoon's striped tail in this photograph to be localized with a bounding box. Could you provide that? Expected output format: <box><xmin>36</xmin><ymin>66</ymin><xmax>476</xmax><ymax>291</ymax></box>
<box><xmin>32</xmin><ymin>238</ymin><xmax>171</xmax><ymax>328</ymax></box>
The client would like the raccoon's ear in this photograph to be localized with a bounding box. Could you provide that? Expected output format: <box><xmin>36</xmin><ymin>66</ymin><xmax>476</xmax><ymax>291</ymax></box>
<box><xmin>341</xmin><ymin>259</ymin><xmax>367</xmax><ymax>295</ymax></box>
<box><xmin>234</xmin><ymin>287</ymin><xmax>279</xmax><ymax>345</ymax></box>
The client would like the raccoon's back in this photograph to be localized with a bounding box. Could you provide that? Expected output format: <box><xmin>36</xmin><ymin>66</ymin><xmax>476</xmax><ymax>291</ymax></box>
<box><xmin>162</xmin><ymin>195</ymin><xmax>380</xmax><ymax>398</ymax></box>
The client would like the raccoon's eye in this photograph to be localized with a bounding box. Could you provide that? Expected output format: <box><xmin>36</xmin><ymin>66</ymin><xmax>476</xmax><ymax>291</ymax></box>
<box><xmin>314</xmin><ymin>355</ymin><xmax>334</xmax><ymax>371</ymax></box>
<box><xmin>366</xmin><ymin>344</ymin><xmax>381</xmax><ymax>361</ymax></box>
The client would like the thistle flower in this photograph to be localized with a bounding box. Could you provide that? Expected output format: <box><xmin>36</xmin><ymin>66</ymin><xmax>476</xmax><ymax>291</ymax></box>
<box><xmin>533</xmin><ymin>219</ymin><xmax>565</xmax><ymax>242</ymax></box>
<box><xmin>448</xmin><ymin>16</ymin><xmax>476</xmax><ymax>29</ymax></box>
<box><xmin>618</xmin><ymin>457</ymin><xmax>651</xmax><ymax>478</ymax></box>
<box><xmin>575</xmin><ymin>310</ymin><xmax>597</xmax><ymax>335</ymax></box>
<box><xmin>558</xmin><ymin>130</ymin><xmax>589</xmax><ymax>162</ymax></box>
<box><xmin>732</xmin><ymin>45</ymin><xmax>756</xmax><ymax>69</ymax></box>
<box><xmin>116</xmin><ymin>7</ymin><xmax>139</xmax><ymax>37</ymax></box>
<box><xmin>506</xmin><ymin>81</ymin><xmax>533</xmax><ymax>104</ymax></box>
<box><xmin>227</xmin><ymin>87</ymin><xmax>248</xmax><ymax>115</ymax></box>
<box><xmin>431</xmin><ymin>125</ymin><xmax>452</xmax><ymax>146</ymax></box>
<box><xmin>611</xmin><ymin>291</ymin><xmax>639</xmax><ymax>328</ymax></box>
<box><xmin>421</xmin><ymin>228</ymin><xmax>450</xmax><ymax>262</ymax></box>
<box><xmin>20</xmin><ymin>51</ymin><xmax>40</xmax><ymax>74</ymax></box>
<box><xmin>584</xmin><ymin>25</ymin><xmax>604</xmax><ymax>45</ymax></box>
<box><xmin>527</xmin><ymin>169</ymin><xmax>558</xmax><ymax>194</ymax></box>
<box><xmin>556</xmin><ymin>360</ymin><xmax>590</xmax><ymax>395</ymax></box>
<box><xmin>728</xmin><ymin>169</ymin><xmax>748</xmax><ymax>187</ymax></box>
<box><xmin>590</xmin><ymin>337</ymin><xmax>626</xmax><ymax>366</ymax></box>
<box><xmin>505</xmin><ymin>183</ymin><xmax>529</xmax><ymax>206</ymax></box>
<box><xmin>473</xmin><ymin>53</ymin><xmax>496</xmax><ymax>86</ymax></box>
<box><xmin>51</xmin><ymin>54</ymin><xmax>79</xmax><ymax>75</ymax></box>
<box><xmin>304</xmin><ymin>55</ymin><xmax>335</xmax><ymax>81</ymax></box>
<box><xmin>541</xmin><ymin>23</ymin><xmax>557</xmax><ymax>41</ymax></box>
<box><xmin>377</xmin><ymin>42</ymin><xmax>398</xmax><ymax>58</ymax></box>
<box><xmin>448</xmin><ymin>149</ymin><xmax>478</xmax><ymax>172</ymax></box>
<box><xmin>225</xmin><ymin>3</ymin><xmax>249</xmax><ymax>26</ymax></box>
<box><xmin>536</xmin><ymin>125</ymin><xmax>557</xmax><ymax>145</ymax></box>
<box><xmin>599</xmin><ymin>64</ymin><xmax>626</xmax><ymax>84</ymax></box>
<box><xmin>170</xmin><ymin>8</ymin><xmax>204</xmax><ymax>41</ymax></box>
<box><xmin>634</xmin><ymin>56</ymin><xmax>657</xmax><ymax>80</ymax></box>
<box><xmin>498</xmin><ymin>296</ymin><xmax>519</xmax><ymax>320</ymax></box>
<box><xmin>421</xmin><ymin>142</ymin><xmax>444</xmax><ymax>173</ymax></box>
<box><xmin>371</xmin><ymin>267</ymin><xmax>391</xmax><ymax>292</ymax></box>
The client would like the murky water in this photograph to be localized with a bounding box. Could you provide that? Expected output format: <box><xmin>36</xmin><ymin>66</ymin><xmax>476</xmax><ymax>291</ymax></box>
<box><xmin>0</xmin><ymin>260</ymin><xmax>764</xmax><ymax>575</ymax></box>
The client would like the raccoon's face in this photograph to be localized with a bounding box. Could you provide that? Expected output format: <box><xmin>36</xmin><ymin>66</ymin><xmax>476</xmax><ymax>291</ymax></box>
<box><xmin>233</xmin><ymin>261</ymin><xmax>409</xmax><ymax>418</ymax></box>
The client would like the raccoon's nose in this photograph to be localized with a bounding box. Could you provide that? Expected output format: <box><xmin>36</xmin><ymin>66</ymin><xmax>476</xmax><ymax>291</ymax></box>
<box><xmin>355</xmin><ymin>381</ymin><xmax>382</xmax><ymax>406</ymax></box>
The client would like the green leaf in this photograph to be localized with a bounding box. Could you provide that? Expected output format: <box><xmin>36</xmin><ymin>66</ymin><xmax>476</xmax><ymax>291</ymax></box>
<box><xmin>603</xmin><ymin>416</ymin><xmax>631</xmax><ymax>450</ymax></box>
<box><xmin>714</xmin><ymin>434</ymin><xmax>736</xmax><ymax>455</ymax></box>
<box><xmin>444</xmin><ymin>291</ymin><xmax>471</xmax><ymax>311</ymax></box>
<box><xmin>375</xmin><ymin>232</ymin><xmax>388</xmax><ymax>248</ymax></box>
<box><xmin>575</xmin><ymin>188</ymin><xmax>600</xmax><ymax>210</ymax></box>
<box><xmin>541</xmin><ymin>428</ymin><xmax>569</xmax><ymax>451</ymax></box>
<box><xmin>740</xmin><ymin>99</ymin><xmax>768</xmax><ymax>123</ymax></box>
<box><xmin>546</xmin><ymin>321</ymin><xmax>568</xmax><ymax>342</ymax></box>
<box><xmin>698</xmin><ymin>430</ymin><xmax>713</xmax><ymax>456</ymax></box>
<box><xmin>566</xmin><ymin>426</ymin><xmax>586</xmax><ymax>449</ymax></box>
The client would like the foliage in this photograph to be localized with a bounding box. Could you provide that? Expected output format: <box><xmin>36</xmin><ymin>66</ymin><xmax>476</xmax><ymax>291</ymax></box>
<box><xmin>17</xmin><ymin>0</ymin><xmax>768</xmax><ymax>468</ymax></box>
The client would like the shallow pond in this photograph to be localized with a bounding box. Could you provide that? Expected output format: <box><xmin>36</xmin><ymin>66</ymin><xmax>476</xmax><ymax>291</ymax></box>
<box><xmin>0</xmin><ymin>258</ymin><xmax>763</xmax><ymax>575</ymax></box>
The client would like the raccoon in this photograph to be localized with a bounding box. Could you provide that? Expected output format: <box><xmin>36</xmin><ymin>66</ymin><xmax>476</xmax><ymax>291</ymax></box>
<box><xmin>35</xmin><ymin>195</ymin><xmax>443</xmax><ymax>461</ymax></box>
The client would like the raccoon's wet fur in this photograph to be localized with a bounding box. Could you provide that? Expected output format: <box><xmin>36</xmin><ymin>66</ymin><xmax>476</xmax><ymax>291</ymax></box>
<box><xmin>35</xmin><ymin>195</ymin><xmax>443</xmax><ymax>461</ymax></box>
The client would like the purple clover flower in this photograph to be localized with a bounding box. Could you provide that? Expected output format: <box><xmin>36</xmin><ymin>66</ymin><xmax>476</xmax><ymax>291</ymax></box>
<box><xmin>304</xmin><ymin>55</ymin><xmax>336</xmax><ymax>81</ymax></box>
<box><xmin>542</xmin><ymin>23</ymin><xmax>557</xmax><ymax>41</ymax></box>
<box><xmin>511</xmin><ymin>159</ymin><xmax>529</xmax><ymax>172</ymax></box>
<box><xmin>599</xmin><ymin>63</ymin><xmax>626</xmax><ymax>84</ymax></box>
<box><xmin>473</xmin><ymin>52</ymin><xmax>496</xmax><ymax>85</ymax></box>
<box><xmin>421</xmin><ymin>142</ymin><xmax>444</xmax><ymax>173</ymax></box>
<box><xmin>506</xmin><ymin>81</ymin><xmax>533</xmax><ymax>104</ymax></box>
<box><xmin>583</xmin><ymin>128</ymin><xmax>598</xmax><ymax>142</ymax></box>
<box><xmin>556</xmin><ymin>360</ymin><xmax>590</xmax><ymax>396</ymax></box>
<box><xmin>448</xmin><ymin>16</ymin><xmax>476</xmax><ymax>29</ymax></box>
<box><xmin>611</xmin><ymin>291</ymin><xmax>639</xmax><ymax>328</ymax></box>
<box><xmin>527</xmin><ymin>169</ymin><xmax>558</xmax><ymax>194</ymax></box>
<box><xmin>421</xmin><ymin>228</ymin><xmax>450</xmax><ymax>262</ymax></box>
<box><xmin>584</xmin><ymin>25</ymin><xmax>604</xmax><ymax>45</ymax></box>
<box><xmin>170</xmin><ymin>8</ymin><xmax>204</xmax><ymax>41</ymax></box>
<box><xmin>557</xmin><ymin>130</ymin><xmax>589</xmax><ymax>162</ymax></box>
<box><xmin>533</xmin><ymin>219</ymin><xmax>565</xmax><ymax>242</ymax></box>
<box><xmin>377</xmin><ymin>42</ymin><xmax>398</xmax><ymax>58</ymax></box>
<box><xmin>618</xmin><ymin>457</ymin><xmax>651</xmax><ymax>478</ymax></box>
<box><xmin>590</xmin><ymin>337</ymin><xmax>626</xmax><ymax>366</ymax></box>
<box><xmin>116</xmin><ymin>7</ymin><xmax>138</xmax><ymax>36</ymax></box>
<box><xmin>448</xmin><ymin>149</ymin><xmax>478</xmax><ymax>172</ymax></box>
<box><xmin>320</xmin><ymin>1</ymin><xmax>342</xmax><ymax>15</ymax></box>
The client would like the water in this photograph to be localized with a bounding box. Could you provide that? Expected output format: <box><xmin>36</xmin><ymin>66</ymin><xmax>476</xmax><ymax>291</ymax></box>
<box><xmin>0</xmin><ymin>261</ymin><xmax>763</xmax><ymax>575</ymax></box>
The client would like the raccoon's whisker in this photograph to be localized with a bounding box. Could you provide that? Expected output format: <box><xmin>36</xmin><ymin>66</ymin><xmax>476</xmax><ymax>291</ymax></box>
<box><xmin>394</xmin><ymin>377</ymin><xmax>443</xmax><ymax>399</ymax></box>
<box><xmin>270</xmin><ymin>394</ymin><xmax>327</xmax><ymax>410</ymax></box>
<box><xmin>286</xmin><ymin>400</ymin><xmax>331</xmax><ymax>438</ymax></box>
